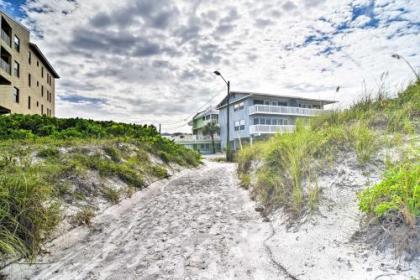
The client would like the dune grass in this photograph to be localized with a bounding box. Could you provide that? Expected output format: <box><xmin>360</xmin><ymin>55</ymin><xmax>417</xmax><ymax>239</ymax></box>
<box><xmin>237</xmin><ymin>82</ymin><xmax>419</xmax><ymax>218</ymax></box>
<box><xmin>0</xmin><ymin>116</ymin><xmax>201</xmax><ymax>261</ymax></box>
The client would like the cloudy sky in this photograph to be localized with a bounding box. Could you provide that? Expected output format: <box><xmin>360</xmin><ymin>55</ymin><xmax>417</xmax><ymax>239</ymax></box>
<box><xmin>1</xmin><ymin>0</ymin><xmax>419</xmax><ymax>132</ymax></box>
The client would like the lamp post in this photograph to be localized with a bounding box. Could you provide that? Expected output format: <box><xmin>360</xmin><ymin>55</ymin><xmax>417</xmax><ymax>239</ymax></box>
<box><xmin>391</xmin><ymin>53</ymin><xmax>420</xmax><ymax>82</ymax></box>
<box><xmin>214</xmin><ymin>70</ymin><xmax>232</xmax><ymax>161</ymax></box>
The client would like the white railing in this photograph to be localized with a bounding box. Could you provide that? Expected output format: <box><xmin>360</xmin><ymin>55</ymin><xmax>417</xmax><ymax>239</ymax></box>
<box><xmin>248</xmin><ymin>105</ymin><xmax>328</xmax><ymax>116</ymax></box>
<box><xmin>249</xmin><ymin>125</ymin><xmax>295</xmax><ymax>135</ymax></box>
<box><xmin>174</xmin><ymin>135</ymin><xmax>221</xmax><ymax>144</ymax></box>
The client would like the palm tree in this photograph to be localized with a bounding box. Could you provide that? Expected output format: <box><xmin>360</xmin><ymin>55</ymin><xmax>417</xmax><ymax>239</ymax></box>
<box><xmin>202</xmin><ymin>121</ymin><xmax>220</xmax><ymax>154</ymax></box>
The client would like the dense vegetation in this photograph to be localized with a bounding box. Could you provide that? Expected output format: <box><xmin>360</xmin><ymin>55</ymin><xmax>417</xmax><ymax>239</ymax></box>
<box><xmin>359</xmin><ymin>161</ymin><xmax>419</xmax><ymax>228</ymax></box>
<box><xmin>0</xmin><ymin>115</ymin><xmax>200</xmax><ymax>261</ymax></box>
<box><xmin>237</xmin><ymin>82</ymin><xmax>419</xmax><ymax>219</ymax></box>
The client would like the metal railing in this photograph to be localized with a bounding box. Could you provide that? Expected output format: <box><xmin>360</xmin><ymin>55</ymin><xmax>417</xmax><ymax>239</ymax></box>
<box><xmin>1</xmin><ymin>30</ymin><xmax>11</xmax><ymax>46</ymax></box>
<box><xmin>174</xmin><ymin>134</ymin><xmax>221</xmax><ymax>144</ymax></box>
<box><xmin>0</xmin><ymin>58</ymin><xmax>10</xmax><ymax>74</ymax></box>
<box><xmin>248</xmin><ymin>105</ymin><xmax>328</xmax><ymax>116</ymax></box>
<box><xmin>249</xmin><ymin>125</ymin><xmax>296</xmax><ymax>135</ymax></box>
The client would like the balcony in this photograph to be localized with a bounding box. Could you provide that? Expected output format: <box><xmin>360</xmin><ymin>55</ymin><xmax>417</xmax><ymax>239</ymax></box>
<box><xmin>249</xmin><ymin>125</ymin><xmax>295</xmax><ymax>135</ymax></box>
<box><xmin>248</xmin><ymin>105</ymin><xmax>328</xmax><ymax>117</ymax></box>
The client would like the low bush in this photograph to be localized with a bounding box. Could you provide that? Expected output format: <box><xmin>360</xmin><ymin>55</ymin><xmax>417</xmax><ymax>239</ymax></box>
<box><xmin>102</xmin><ymin>187</ymin><xmax>121</xmax><ymax>204</ymax></box>
<box><xmin>358</xmin><ymin>161</ymin><xmax>419</xmax><ymax>228</ymax></box>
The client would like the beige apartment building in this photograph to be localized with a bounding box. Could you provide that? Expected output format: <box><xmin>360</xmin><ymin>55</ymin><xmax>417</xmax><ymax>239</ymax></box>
<box><xmin>0</xmin><ymin>11</ymin><xmax>59</xmax><ymax>116</ymax></box>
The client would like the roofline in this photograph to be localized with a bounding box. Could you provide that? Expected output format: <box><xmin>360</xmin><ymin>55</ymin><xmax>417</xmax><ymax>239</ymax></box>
<box><xmin>216</xmin><ymin>91</ymin><xmax>337</xmax><ymax>109</ymax></box>
<box><xmin>0</xmin><ymin>10</ymin><xmax>30</xmax><ymax>32</ymax></box>
<box><xmin>29</xmin><ymin>43</ymin><xmax>60</xmax><ymax>79</ymax></box>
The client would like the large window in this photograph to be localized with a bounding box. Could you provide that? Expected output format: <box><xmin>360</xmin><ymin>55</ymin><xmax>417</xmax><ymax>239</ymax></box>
<box><xmin>234</xmin><ymin>120</ymin><xmax>246</xmax><ymax>131</ymax></box>
<box><xmin>12</xmin><ymin>87</ymin><xmax>19</xmax><ymax>103</ymax></box>
<box><xmin>234</xmin><ymin>102</ymin><xmax>245</xmax><ymax>111</ymax></box>
<box><xmin>13</xmin><ymin>60</ymin><xmax>19</xmax><ymax>77</ymax></box>
<box><xmin>13</xmin><ymin>35</ymin><xmax>20</xmax><ymax>52</ymax></box>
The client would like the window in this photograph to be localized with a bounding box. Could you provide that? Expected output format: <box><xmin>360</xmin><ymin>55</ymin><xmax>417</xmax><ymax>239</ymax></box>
<box><xmin>41</xmin><ymin>104</ymin><xmax>44</xmax><ymax>115</ymax></box>
<box><xmin>239</xmin><ymin>119</ymin><xmax>245</xmax><ymax>130</ymax></box>
<box><xmin>28</xmin><ymin>51</ymin><xmax>31</xmax><ymax>64</ymax></box>
<box><xmin>254</xmin><ymin>118</ymin><xmax>259</xmax><ymax>125</ymax></box>
<box><xmin>41</xmin><ymin>67</ymin><xmax>44</xmax><ymax>78</ymax></box>
<box><xmin>233</xmin><ymin>102</ymin><xmax>244</xmax><ymax>111</ymax></box>
<box><xmin>41</xmin><ymin>85</ymin><xmax>44</xmax><ymax>97</ymax></box>
<box><xmin>28</xmin><ymin>73</ymin><xmax>31</xmax><ymax>87</ymax></box>
<box><xmin>37</xmin><ymin>81</ymin><xmax>39</xmax><ymax>87</ymax></box>
<box><xmin>254</xmin><ymin>99</ymin><xmax>264</xmax><ymax>105</ymax></box>
<box><xmin>12</xmin><ymin>87</ymin><xmax>19</xmax><ymax>103</ymax></box>
<box><xmin>234</xmin><ymin>121</ymin><xmax>240</xmax><ymax>131</ymax></box>
<box><xmin>13</xmin><ymin>35</ymin><xmax>20</xmax><ymax>52</ymax></box>
<box><xmin>13</xmin><ymin>61</ymin><xmax>19</xmax><ymax>77</ymax></box>
<box><xmin>278</xmin><ymin>102</ymin><xmax>287</xmax><ymax>106</ymax></box>
<box><xmin>28</xmin><ymin>96</ymin><xmax>31</xmax><ymax>109</ymax></box>
<box><xmin>37</xmin><ymin>60</ymin><xmax>39</xmax><ymax>67</ymax></box>
<box><xmin>36</xmin><ymin>101</ymin><xmax>39</xmax><ymax>107</ymax></box>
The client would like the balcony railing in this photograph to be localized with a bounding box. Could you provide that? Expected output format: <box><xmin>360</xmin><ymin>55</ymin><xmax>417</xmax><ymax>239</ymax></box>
<box><xmin>1</xmin><ymin>30</ymin><xmax>11</xmax><ymax>47</ymax></box>
<box><xmin>174</xmin><ymin>134</ymin><xmax>221</xmax><ymax>144</ymax></box>
<box><xmin>249</xmin><ymin>125</ymin><xmax>295</xmax><ymax>135</ymax></box>
<box><xmin>249</xmin><ymin>105</ymin><xmax>328</xmax><ymax>116</ymax></box>
<box><xmin>0</xmin><ymin>59</ymin><xmax>10</xmax><ymax>74</ymax></box>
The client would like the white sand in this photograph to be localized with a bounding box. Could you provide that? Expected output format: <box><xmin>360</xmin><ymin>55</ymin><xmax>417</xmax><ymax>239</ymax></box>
<box><xmin>4</xmin><ymin>161</ymin><xmax>284</xmax><ymax>280</ymax></box>
<box><xmin>4</xmin><ymin>156</ymin><xmax>419</xmax><ymax>280</ymax></box>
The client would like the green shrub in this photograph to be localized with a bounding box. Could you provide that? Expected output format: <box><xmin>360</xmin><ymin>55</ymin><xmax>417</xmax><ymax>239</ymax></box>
<box><xmin>358</xmin><ymin>162</ymin><xmax>419</xmax><ymax>227</ymax></box>
<box><xmin>149</xmin><ymin>164</ymin><xmax>169</xmax><ymax>178</ymax></box>
<box><xmin>37</xmin><ymin>147</ymin><xmax>60</xmax><ymax>159</ymax></box>
<box><xmin>103</xmin><ymin>145</ymin><xmax>122</xmax><ymax>162</ymax></box>
<box><xmin>102</xmin><ymin>187</ymin><xmax>121</xmax><ymax>204</ymax></box>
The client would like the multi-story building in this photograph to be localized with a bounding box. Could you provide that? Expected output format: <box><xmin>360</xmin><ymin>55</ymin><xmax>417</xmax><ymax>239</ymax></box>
<box><xmin>175</xmin><ymin>107</ymin><xmax>221</xmax><ymax>154</ymax></box>
<box><xmin>0</xmin><ymin>11</ymin><xmax>59</xmax><ymax>116</ymax></box>
<box><xmin>217</xmin><ymin>91</ymin><xmax>336</xmax><ymax>150</ymax></box>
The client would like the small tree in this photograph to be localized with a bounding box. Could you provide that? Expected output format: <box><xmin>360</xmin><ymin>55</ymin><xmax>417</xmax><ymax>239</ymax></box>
<box><xmin>203</xmin><ymin>121</ymin><xmax>220</xmax><ymax>154</ymax></box>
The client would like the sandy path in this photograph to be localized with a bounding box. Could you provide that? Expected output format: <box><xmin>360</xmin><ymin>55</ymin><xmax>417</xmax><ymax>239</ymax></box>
<box><xmin>6</xmin><ymin>161</ymin><xmax>284</xmax><ymax>280</ymax></box>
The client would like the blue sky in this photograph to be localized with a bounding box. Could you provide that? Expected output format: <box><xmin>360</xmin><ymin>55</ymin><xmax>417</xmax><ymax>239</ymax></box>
<box><xmin>1</xmin><ymin>0</ymin><xmax>419</xmax><ymax>132</ymax></box>
<box><xmin>1</xmin><ymin>0</ymin><xmax>25</xmax><ymax>18</ymax></box>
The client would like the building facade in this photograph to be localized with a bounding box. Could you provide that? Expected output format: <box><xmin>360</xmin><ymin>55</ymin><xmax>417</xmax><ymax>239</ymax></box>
<box><xmin>175</xmin><ymin>107</ymin><xmax>221</xmax><ymax>154</ymax></box>
<box><xmin>0</xmin><ymin>11</ymin><xmax>59</xmax><ymax>116</ymax></box>
<box><xmin>217</xmin><ymin>91</ymin><xmax>336</xmax><ymax>150</ymax></box>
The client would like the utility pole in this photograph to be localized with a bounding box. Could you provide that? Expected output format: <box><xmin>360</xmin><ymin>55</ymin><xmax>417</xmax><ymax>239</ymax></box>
<box><xmin>214</xmin><ymin>71</ymin><xmax>232</xmax><ymax>161</ymax></box>
<box><xmin>226</xmin><ymin>81</ymin><xmax>231</xmax><ymax>161</ymax></box>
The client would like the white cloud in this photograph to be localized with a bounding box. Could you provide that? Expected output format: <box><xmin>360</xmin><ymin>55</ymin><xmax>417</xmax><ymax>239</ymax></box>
<box><xmin>12</xmin><ymin>0</ymin><xmax>420</xmax><ymax>132</ymax></box>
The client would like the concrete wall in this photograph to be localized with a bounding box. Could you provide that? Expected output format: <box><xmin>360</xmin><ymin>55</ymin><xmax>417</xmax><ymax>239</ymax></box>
<box><xmin>0</xmin><ymin>12</ymin><xmax>56</xmax><ymax>116</ymax></box>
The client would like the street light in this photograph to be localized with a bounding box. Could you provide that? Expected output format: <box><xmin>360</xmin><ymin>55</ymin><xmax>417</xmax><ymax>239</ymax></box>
<box><xmin>391</xmin><ymin>53</ymin><xmax>420</xmax><ymax>82</ymax></box>
<box><xmin>214</xmin><ymin>70</ymin><xmax>232</xmax><ymax>161</ymax></box>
